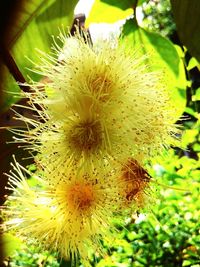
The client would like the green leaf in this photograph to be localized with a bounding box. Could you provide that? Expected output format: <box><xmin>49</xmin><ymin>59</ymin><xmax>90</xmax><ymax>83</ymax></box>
<box><xmin>0</xmin><ymin>64</ymin><xmax>21</xmax><ymax>112</ymax></box>
<box><xmin>184</xmin><ymin>107</ymin><xmax>199</xmax><ymax>119</ymax></box>
<box><xmin>192</xmin><ymin>88</ymin><xmax>200</xmax><ymax>101</ymax></box>
<box><xmin>187</xmin><ymin>57</ymin><xmax>200</xmax><ymax>71</ymax></box>
<box><xmin>181</xmin><ymin>129</ymin><xmax>199</xmax><ymax>148</ymax></box>
<box><xmin>138</xmin><ymin>0</ymin><xmax>148</xmax><ymax>5</ymax></box>
<box><xmin>94</xmin><ymin>0</ymin><xmax>137</xmax><ymax>10</ymax></box>
<box><xmin>85</xmin><ymin>0</ymin><xmax>133</xmax><ymax>27</ymax></box>
<box><xmin>1</xmin><ymin>0</ymin><xmax>79</xmax><ymax>112</ymax></box>
<box><xmin>121</xmin><ymin>19</ymin><xmax>187</xmax><ymax>118</ymax></box>
<box><xmin>5</xmin><ymin>1</ymin><xmax>49</xmax><ymax>48</ymax></box>
<box><xmin>0</xmin><ymin>233</ymin><xmax>22</xmax><ymax>259</ymax></box>
<box><xmin>171</xmin><ymin>0</ymin><xmax>200</xmax><ymax>62</ymax></box>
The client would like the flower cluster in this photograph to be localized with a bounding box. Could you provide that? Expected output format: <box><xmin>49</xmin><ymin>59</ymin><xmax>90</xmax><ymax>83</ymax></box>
<box><xmin>3</xmin><ymin>30</ymin><xmax>180</xmax><ymax>264</ymax></box>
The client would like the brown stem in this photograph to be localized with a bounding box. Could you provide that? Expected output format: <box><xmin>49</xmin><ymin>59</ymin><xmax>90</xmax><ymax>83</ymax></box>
<box><xmin>0</xmin><ymin>46</ymin><xmax>31</xmax><ymax>93</ymax></box>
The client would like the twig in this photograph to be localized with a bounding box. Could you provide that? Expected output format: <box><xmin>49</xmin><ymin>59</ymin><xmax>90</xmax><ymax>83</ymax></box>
<box><xmin>0</xmin><ymin>46</ymin><xmax>31</xmax><ymax>93</ymax></box>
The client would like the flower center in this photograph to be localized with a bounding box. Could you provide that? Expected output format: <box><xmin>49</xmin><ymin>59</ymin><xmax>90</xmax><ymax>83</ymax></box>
<box><xmin>67</xmin><ymin>182</ymin><xmax>95</xmax><ymax>211</ymax></box>
<box><xmin>70</xmin><ymin>120</ymin><xmax>102</xmax><ymax>153</ymax></box>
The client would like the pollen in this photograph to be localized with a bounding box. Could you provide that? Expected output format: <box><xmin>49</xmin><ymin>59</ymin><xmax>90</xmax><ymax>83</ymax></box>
<box><xmin>69</xmin><ymin>120</ymin><xmax>102</xmax><ymax>153</ymax></box>
<box><xmin>67</xmin><ymin>182</ymin><xmax>95</xmax><ymax>211</ymax></box>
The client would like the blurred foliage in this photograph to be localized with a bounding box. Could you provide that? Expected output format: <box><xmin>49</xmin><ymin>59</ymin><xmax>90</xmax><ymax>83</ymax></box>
<box><xmin>7</xmin><ymin>243</ymin><xmax>59</xmax><ymax>267</ymax></box>
<box><xmin>171</xmin><ymin>0</ymin><xmax>200</xmax><ymax>63</ymax></box>
<box><xmin>141</xmin><ymin>0</ymin><xmax>176</xmax><ymax>38</ymax></box>
<box><xmin>1</xmin><ymin>0</ymin><xmax>200</xmax><ymax>266</ymax></box>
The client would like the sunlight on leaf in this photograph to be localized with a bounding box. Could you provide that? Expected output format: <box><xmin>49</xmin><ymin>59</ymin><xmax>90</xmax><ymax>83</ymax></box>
<box><xmin>187</xmin><ymin>57</ymin><xmax>200</xmax><ymax>71</ymax></box>
<box><xmin>86</xmin><ymin>0</ymin><xmax>133</xmax><ymax>27</ymax></box>
<box><xmin>121</xmin><ymin>18</ymin><xmax>187</xmax><ymax>119</ymax></box>
<box><xmin>1</xmin><ymin>0</ymin><xmax>79</xmax><ymax>112</ymax></box>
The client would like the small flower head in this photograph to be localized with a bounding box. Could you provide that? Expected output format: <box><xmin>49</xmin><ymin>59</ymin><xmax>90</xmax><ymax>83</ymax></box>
<box><xmin>3</xmin><ymin>160</ymin><xmax>123</xmax><ymax>264</ymax></box>
<box><xmin>118</xmin><ymin>158</ymin><xmax>151</xmax><ymax>210</ymax></box>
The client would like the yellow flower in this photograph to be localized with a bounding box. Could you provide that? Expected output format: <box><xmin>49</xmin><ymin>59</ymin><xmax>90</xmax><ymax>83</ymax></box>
<box><xmin>34</xmin><ymin>113</ymin><xmax>134</xmax><ymax>179</ymax></box>
<box><xmin>3</xmin><ymin>160</ymin><xmax>123</xmax><ymax>264</ymax></box>
<box><xmin>13</xmin><ymin>30</ymin><xmax>180</xmax><ymax>174</ymax></box>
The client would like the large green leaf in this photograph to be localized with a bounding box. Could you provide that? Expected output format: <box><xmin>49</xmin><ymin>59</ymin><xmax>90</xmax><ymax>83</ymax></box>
<box><xmin>121</xmin><ymin>19</ymin><xmax>186</xmax><ymax>118</ymax></box>
<box><xmin>100</xmin><ymin>0</ymin><xmax>147</xmax><ymax>9</ymax></box>
<box><xmin>171</xmin><ymin>0</ymin><xmax>200</xmax><ymax>62</ymax></box>
<box><xmin>12</xmin><ymin>0</ymin><xmax>79</xmax><ymax>80</ymax></box>
<box><xmin>0</xmin><ymin>0</ymin><xmax>78</xmax><ymax>113</ymax></box>
<box><xmin>95</xmin><ymin>0</ymin><xmax>137</xmax><ymax>10</ymax></box>
<box><xmin>5</xmin><ymin>0</ymin><xmax>49</xmax><ymax>48</ymax></box>
<box><xmin>85</xmin><ymin>0</ymin><xmax>133</xmax><ymax>27</ymax></box>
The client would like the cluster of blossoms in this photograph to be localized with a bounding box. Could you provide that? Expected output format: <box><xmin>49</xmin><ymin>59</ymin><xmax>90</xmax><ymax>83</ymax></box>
<box><xmin>3</xmin><ymin>30</ymin><xmax>180</xmax><ymax>265</ymax></box>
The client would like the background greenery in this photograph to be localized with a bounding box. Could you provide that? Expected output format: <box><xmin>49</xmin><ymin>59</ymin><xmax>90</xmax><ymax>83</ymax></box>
<box><xmin>0</xmin><ymin>0</ymin><xmax>199</xmax><ymax>266</ymax></box>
